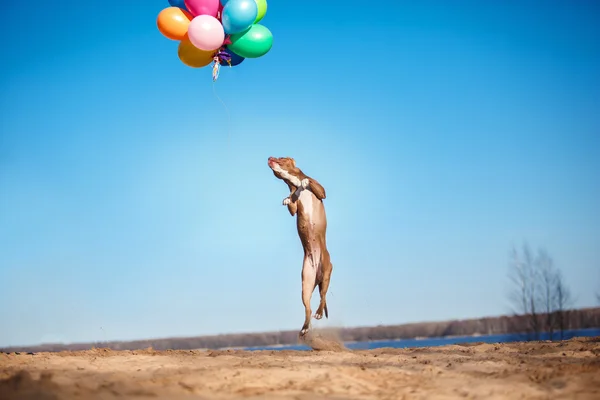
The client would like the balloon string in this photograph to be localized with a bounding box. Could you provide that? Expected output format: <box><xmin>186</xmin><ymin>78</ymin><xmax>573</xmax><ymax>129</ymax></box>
<box><xmin>212</xmin><ymin>81</ymin><xmax>231</xmax><ymax>151</ymax></box>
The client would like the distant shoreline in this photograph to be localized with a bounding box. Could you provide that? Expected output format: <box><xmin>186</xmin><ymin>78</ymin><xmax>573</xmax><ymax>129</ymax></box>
<box><xmin>2</xmin><ymin>307</ymin><xmax>599</xmax><ymax>353</ymax></box>
<box><xmin>241</xmin><ymin>327</ymin><xmax>600</xmax><ymax>351</ymax></box>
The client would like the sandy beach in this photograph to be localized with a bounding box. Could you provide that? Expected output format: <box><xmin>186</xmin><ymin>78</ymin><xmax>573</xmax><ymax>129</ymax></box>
<box><xmin>1</xmin><ymin>336</ymin><xmax>599</xmax><ymax>400</ymax></box>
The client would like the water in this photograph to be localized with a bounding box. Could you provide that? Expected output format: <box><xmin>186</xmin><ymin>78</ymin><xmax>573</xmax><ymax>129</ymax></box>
<box><xmin>243</xmin><ymin>328</ymin><xmax>600</xmax><ymax>351</ymax></box>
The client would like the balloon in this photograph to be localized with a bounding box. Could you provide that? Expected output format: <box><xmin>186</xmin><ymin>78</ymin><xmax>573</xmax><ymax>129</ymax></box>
<box><xmin>157</xmin><ymin>7</ymin><xmax>194</xmax><ymax>41</ymax></box>
<box><xmin>254</xmin><ymin>0</ymin><xmax>267</xmax><ymax>23</ymax></box>
<box><xmin>220</xmin><ymin>47</ymin><xmax>245</xmax><ymax>66</ymax></box>
<box><xmin>221</xmin><ymin>0</ymin><xmax>258</xmax><ymax>34</ymax></box>
<box><xmin>220</xmin><ymin>0</ymin><xmax>230</xmax><ymax>5</ymax></box>
<box><xmin>228</xmin><ymin>24</ymin><xmax>273</xmax><ymax>58</ymax></box>
<box><xmin>184</xmin><ymin>0</ymin><xmax>220</xmax><ymax>17</ymax></box>
<box><xmin>168</xmin><ymin>0</ymin><xmax>189</xmax><ymax>12</ymax></box>
<box><xmin>178</xmin><ymin>38</ymin><xmax>215</xmax><ymax>68</ymax></box>
<box><xmin>187</xmin><ymin>15</ymin><xmax>225</xmax><ymax>51</ymax></box>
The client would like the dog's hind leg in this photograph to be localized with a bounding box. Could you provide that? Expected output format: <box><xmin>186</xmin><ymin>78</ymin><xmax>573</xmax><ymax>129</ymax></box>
<box><xmin>315</xmin><ymin>250</ymin><xmax>332</xmax><ymax>320</ymax></box>
<box><xmin>300</xmin><ymin>254</ymin><xmax>317</xmax><ymax>337</ymax></box>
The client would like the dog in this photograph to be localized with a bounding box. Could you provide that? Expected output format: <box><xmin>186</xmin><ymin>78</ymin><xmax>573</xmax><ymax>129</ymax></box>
<box><xmin>267</xmin><ymin>156</ymin><xmax>333</xmax><ymax>337</ymax></box>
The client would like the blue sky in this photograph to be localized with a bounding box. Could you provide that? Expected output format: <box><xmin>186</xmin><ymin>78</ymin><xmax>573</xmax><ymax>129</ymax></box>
<box><xmin>1</xmin><ymin>0</ymin><xmax>599</xmax><ymax>347</ymax></box>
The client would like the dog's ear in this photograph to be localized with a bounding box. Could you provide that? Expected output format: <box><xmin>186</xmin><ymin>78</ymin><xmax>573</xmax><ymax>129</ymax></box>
<box><xmin>308</xmin><ymin>178</ymin><xmax>326</xmax><ymax>200</ymax></box>
<box><xmin>290</xmin><ymin>157</ymin><xmax>296</xmax><ymax>167</ymax></box>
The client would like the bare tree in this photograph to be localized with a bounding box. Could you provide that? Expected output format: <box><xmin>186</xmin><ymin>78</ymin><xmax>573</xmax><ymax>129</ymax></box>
<box><xmin>508</xmin><ymin>243</ymin><xmax>541</xmax><ymax>340</ymax></box>
<box><xmin>554</xmin><ymin>270</ymin><xmax>573</xmax><ymax>340</ymax></box>
<box><xmin>507</xmin><ymin>243</ymin><xmax>574</xmax><ymax>341</ymax></box>
<box><xmin>537</xmin><ymin>249</ymin><xmax>557</xmax><ymax>339</ymax></box>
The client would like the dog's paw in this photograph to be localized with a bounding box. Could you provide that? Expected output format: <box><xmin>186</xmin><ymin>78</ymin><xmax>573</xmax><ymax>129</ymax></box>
<box><xmin>314</xmin><ymin>311</ymin><xmax>323</xmax><ymax>320</ymax></box>
<box><xmin>282</xmin><ymin>197</ymin><xmax>292</xmax><ymax>206</ymax></box>
<box><xmin>299</xmin><ymin>322</ymin><xmax>310</xmax><ymax>338</ymax></box>
<box><xmin>301</xmin><ymin>178</ymin><xmax>310</xmax><ymax>189</ymax></box>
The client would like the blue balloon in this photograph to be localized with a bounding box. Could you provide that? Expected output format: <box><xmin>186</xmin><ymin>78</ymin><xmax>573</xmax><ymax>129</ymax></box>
<box><xmin>168</xmin><ymin>0</ymin><xmax>189</xmax><ymax>12</ymax></box>
<box><xmin>220</xmin><ymin>0</ymin><xmax>230</xmax><ymax>5</ymax></box>
<box><xmin>221</xmin><ymin>0</ymin><xmax>258</xmax><ymax>35</ymax></box>
<box><xmin>220</xmin><ymin>47</ymin><xmax>245</xmax><ymax>66</ymax></box>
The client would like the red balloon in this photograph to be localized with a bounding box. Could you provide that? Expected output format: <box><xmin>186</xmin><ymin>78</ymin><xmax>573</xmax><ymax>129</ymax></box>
<box><xmin>217</xmin><ymin>3</ymin><xmax>224</xmax><ymax>21</ymax></box>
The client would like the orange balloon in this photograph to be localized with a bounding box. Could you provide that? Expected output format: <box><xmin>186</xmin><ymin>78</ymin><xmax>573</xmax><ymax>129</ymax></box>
<box><xmin>178</xmin><ymin>37</ymin><xmax>215</xmax><ymax>68</ymax></box>
<box><xmin>157</xmin><ymin>7</ymin><xmax>193</xmax><ymax>41</ymax></box>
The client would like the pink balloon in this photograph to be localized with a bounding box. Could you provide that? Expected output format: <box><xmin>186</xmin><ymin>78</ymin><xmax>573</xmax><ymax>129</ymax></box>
<box><xmin>187</xmin><ymin>15</ymin><xmax>225</xmax><ymax>51</ymax></box>
<box><xmin>184</xmin><ymin>0</ymin><xmax>220</xmax><ymax>17</ymax></box>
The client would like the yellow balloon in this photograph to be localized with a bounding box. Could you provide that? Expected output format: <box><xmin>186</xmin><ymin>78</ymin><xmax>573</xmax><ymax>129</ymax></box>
<box><xmin>178</xmin><ymin>37</ymin><xmax>215</xmax><ymax>68</ymax></box>
<box><xmin>254</xmin><ymin>0</ymin><xmax>267</xmax><ymax>23</ymax></box>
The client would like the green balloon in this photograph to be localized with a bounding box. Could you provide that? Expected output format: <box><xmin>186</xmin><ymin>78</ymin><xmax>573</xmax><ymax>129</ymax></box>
<box><xmin>228</xmin><ymin>24</ymin><xmax>273</xmax><ymax>59</ymax></box>
<box><xmin>254</xmin><ymin>0</ymin><xmax>267</xmax><ymax>23</ymax></box>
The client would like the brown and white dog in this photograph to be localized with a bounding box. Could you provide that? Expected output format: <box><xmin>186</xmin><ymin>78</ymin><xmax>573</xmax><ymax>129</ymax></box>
<box><xmin>267</xmin><ymin>156</ymin><xmax>333</xmax><ymax>337</ymax></box>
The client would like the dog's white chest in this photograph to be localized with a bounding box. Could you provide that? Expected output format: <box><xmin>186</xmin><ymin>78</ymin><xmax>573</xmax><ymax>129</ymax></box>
<box><xmin>298</xmin><ymin>190</ymin><xmax>314</xmax><ymax>222</ymax></box>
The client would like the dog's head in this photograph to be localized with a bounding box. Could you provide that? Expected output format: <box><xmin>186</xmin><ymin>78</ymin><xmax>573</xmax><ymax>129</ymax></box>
<box><xmin>268</xmin><ymin>156</ymin><xmax>303</xmax><ymax>187</ymax></box>
<box><xmin>268</xmin><ymin>156</ymin><xmax>326</xmax><ymax>200</ymax></box>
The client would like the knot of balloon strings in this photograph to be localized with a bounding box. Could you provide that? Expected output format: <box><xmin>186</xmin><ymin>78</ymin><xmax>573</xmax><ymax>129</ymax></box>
<box><xmin>212</xmin><ymin>48</ymin><xmax>232</xmax><ymax>83</ymax></box>
<box><xmin>212</xmin><ymin>48</ymin><xmax>233</xmax><ymax>150</ymax></box>
<box><xmin>212</xmin><ymin>57</ymin><xmax>221</xmax><ymax>82</ymax></box>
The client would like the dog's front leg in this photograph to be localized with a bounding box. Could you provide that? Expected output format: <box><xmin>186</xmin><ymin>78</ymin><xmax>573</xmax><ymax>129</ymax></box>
<box><xmin>283</xmin><ymin>181</ymin><xmax>308</xmax><ymax>216</ymax></box>
<box><xmin>282</xmin><ymin>188</ymin><xmax>299</xmax><ymax>216</ymax></box>
<box><xmin>283</xmin><ymin>196</ymin><xmax>298</xmax><ymax>216</ymax></box>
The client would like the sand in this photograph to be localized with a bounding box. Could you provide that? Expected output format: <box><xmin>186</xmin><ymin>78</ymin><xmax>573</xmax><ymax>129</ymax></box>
<box><xmin>1</xmin><ymin>336</ymin><xmax>599</xmax><ymax>400</ymax></box>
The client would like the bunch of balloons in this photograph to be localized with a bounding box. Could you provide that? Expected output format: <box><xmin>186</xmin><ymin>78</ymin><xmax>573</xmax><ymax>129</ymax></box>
<box><xmin>157</xmin><ymin>0</ymin><xmax>272</xmax><ymax>81</ymax></box>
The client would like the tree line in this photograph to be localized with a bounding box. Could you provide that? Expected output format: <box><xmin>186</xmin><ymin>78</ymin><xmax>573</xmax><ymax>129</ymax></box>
<box><xmin>2</xmin><ymin>307</ymin><xmax>599</xmax><ymax>353</ymax></box>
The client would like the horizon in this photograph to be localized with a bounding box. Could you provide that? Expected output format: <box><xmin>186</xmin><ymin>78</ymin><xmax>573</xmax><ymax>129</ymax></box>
<box><xmin>4</xmin><ymin>306</ymin><xmax>600</xmax><ymax>350</ymax></box>
<box><xmin>1</xmin><ymin>0</ymin><xmax>600</xmax><ymax>348</ymax></box>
